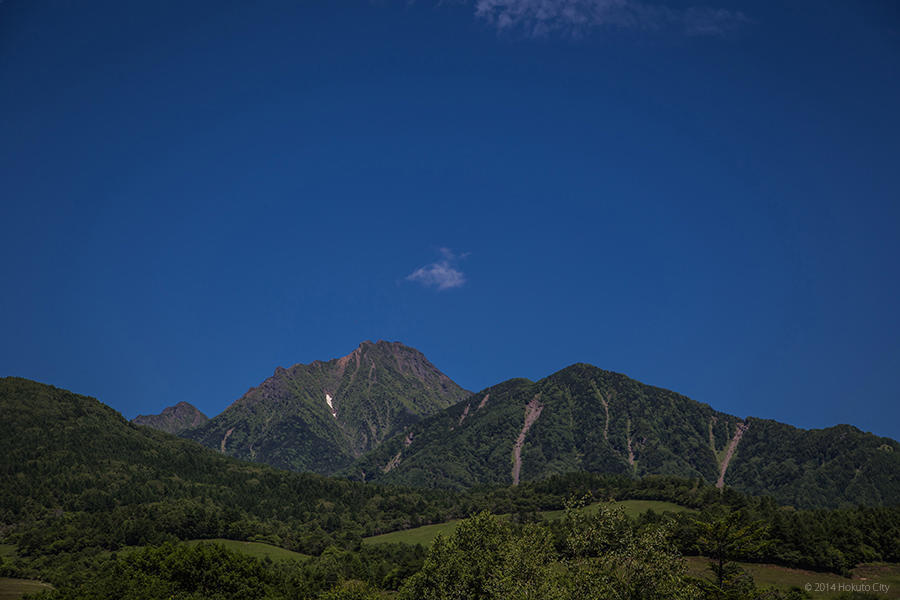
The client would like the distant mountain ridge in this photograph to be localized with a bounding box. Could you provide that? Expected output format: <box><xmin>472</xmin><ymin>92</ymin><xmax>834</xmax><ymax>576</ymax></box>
<box><xmin>133</xmin><ymin>401</ymin><xmax>208</xmax><ymax>434</ymax></box>
<box><xmin>182</xmin><ymin>340</ymin><xmax>469</xmax><ymax>474</ymax></box>
<box><xmin>122</xmin><ymin>341</ymin><xmax>900</xmax><ymax>508</ymax></box>
<box><xmin>344</xmin><ymin>363</ymin><xmax>900</xmax><ymax>508</ymax></box>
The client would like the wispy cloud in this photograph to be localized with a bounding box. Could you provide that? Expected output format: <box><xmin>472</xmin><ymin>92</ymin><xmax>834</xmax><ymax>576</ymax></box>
<box><xmin>472</xmin><ymin>0</ymin><xmax>750</xmax><ymax>38</ymax></box>
<box><xmin>406</xmin><ymin>248</ymin><xmax>467</xmax><ymax>291</ymax></box>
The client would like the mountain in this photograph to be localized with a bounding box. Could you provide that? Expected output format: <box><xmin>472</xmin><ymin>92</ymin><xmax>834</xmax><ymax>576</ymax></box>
<box><xmin>182</xmin><ymin>340</ymin><xmax>469</xmax><ymax>474</ymax></box>
<box><xmin>132</xmin><ymin>401</ymin><xmax>208</xmax><ymax>434</ymax></box>
<box><xmin>0</xmin><ymin>376</ymin><xmax>460</xmax><ymax>558</ymax></box>
<box><xmin>345</xmin><ymin>363</ymin><xmax>900</xmax><ymax>508</ymax></box>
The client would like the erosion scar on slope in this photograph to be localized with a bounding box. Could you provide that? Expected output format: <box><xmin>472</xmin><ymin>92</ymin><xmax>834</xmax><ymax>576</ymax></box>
<box><xmin>600</xmin><ymin>394</ymin><xmax>610</xmax><ymax>441</ymax></box>
<box><xmin>457</xmin><ymin>403</ymin><xmax>471</xmax><ymax>426</ymax></box>
<box><xmin>383</xmin><ymin>450</ymin><xmax>402</xmax><ymax>473</ymax></box>
<box><xmin>623</xmin><ymin>415</ymin><xmax>637</xmax><ymax>472</ymax></box>
<box><xmin>716</xmin><ymin>422</ymin><xmax>749</xmax><ymax>489</ymax></box>
<box><xmin>220</xmin><ymin>427</ymin><xmax>235</xmax><ymax>453</ymax></box>
<box><xmin>590</xmin><ymin>383</ymin><xmax>610</xmax><ymax>441</ymax></box>
<box><xmin>511</xmin><ymin>395</ymin><xmax>544</xmax><ymax>486</ymax></box>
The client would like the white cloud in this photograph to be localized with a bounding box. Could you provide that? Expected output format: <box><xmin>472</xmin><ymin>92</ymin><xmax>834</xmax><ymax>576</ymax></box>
<box><xmin>406</xmin><ymin>248</ymin><xmax>467</xmax><ymax>290</ymax></box>
<box><xmin>472</xmin><ymin>0</ymin><xmax>750</xmax><ymax>38</ymax></box>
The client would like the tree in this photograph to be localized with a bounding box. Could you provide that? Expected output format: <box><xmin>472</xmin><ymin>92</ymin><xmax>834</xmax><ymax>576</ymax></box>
<box><xmin>487</xmin><ymin>524</ymin><xmax>564</xmax><ymax>600</ymax></box>
<box><xmin>319</xmin><ymin>579</ymin><xmax>384</xmax><ymax>600</ymax></box>
<box><xmin>694</xmin><ymin>507</ymin><xmax>772</xmax><ymax>599</ymax></box>
<box><xmin>399</xmin><ymin>511</ymin><xmax>511</xmax><ymax>600</ymax></box>
<box><xmin>562</xmin><ymin>499</ymin><xmax>699</xmax><ymax>600</ymax></box>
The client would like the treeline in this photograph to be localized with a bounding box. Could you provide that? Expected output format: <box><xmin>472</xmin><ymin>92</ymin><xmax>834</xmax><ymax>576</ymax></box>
<box><xmin>3</xmin><ymin>542</ymin><xmax>424</xmax><ymax>599</ymax></box>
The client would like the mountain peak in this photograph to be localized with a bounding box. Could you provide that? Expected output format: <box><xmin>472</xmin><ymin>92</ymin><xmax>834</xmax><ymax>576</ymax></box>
<box><xmin>353</xmin><ymin>339</ymin><xmax>420</xmax><ymax>356</ymax></box>
<box><xmin>133</xmin><ymin>401</ymin><xmax>208</xmax><ymax>435</ymax></box>
<box><xmin>184</xmin><ymin>341</ymin><xmax>469</xmax><ymax>473</ymax></box>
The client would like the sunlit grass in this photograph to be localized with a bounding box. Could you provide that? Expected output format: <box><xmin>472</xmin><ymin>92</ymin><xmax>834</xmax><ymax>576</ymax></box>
<box><xmin>0</xmin><ymin>577</ymin><xmax>53</xmax><ymax>600</ymax></box>
<box><xmin>686</xmin><ymin>557</ymin><xmax>900</xmax><ymax>599</ymax></box>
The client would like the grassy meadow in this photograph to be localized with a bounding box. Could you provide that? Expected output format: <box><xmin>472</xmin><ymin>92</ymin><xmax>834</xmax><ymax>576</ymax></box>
<box><xmin>686</xmin><ymin>557</ymin><xmax>900</xmax><ymax>599</ymax></box>
<box><xmin>0</xmin><ymin>578</ymin><xmax>53</xmax><ymax>600</ymax></box>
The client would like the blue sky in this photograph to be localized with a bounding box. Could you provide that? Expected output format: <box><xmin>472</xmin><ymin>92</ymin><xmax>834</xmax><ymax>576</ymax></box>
<box><xmin>2</xmin><ymin>1</ymin><xmax>899</xmax><ymax>440</ymax></box>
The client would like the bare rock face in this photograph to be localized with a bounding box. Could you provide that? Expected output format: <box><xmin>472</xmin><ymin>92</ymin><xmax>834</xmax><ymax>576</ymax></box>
<box><xmin>133</xmin><ymin>401</ymin><xmax>208</xmax><ymax>435</ymax></box>
<box><xmin>182</xmin><ymin>341</ymin><xmax>469</xmax><ymax>475</ymax></box>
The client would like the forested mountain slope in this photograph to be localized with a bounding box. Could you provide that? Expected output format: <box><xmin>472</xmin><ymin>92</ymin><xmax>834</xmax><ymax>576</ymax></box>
<box><xmin>346</xmin><ymin>364</ymin><xmax>900</xmax><ymax>508</ymax></box>
<box><xmin>0</xmin><ymin>376</ymin><xmax>461</xmax><ymax>557</ymax></box>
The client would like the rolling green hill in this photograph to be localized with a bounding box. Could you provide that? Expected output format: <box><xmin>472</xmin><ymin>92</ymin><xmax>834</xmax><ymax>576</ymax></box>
<box><xmin>182</xmin><ymin>340</ymin><xmax>469</xmax><ymax>474</ymax></box>
<box><xmin>345</xmin><ymin>364</ymin><xmax>900</xmax><ymax>507</ymax></box>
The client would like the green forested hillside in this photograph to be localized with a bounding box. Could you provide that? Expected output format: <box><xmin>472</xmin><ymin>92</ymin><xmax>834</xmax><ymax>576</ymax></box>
<box><xmin>346</xmin><ymin>364</ymin><xmax>900</xmax><ymax>507</ymax></box>
<box><xmin>0</xmin><ymin>377</ymin><xmax>461</xmax><ymax>558</ymax></box>
<box><xmin>725</xmin><ymin>419</ymin><xmax>900</xmax><ymax>508</ymax></box>
<box><xmin>183</xmin><ymin>341</ymin><xmax>468</xmax><ymax>474</ymax></box>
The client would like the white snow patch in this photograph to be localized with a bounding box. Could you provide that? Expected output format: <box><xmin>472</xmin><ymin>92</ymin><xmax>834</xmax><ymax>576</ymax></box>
<box><xmin>325</xmin><ymin>393</ymin><xmax>336</xmax><ymax>417</ymax></box>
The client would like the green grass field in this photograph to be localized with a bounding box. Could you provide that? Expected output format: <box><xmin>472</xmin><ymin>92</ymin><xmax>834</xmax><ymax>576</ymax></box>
<box><xmin>363</xmin><ymin>499</ymin><xmax>694</xmax><ymax>547</ymax></box>
<box><xmin>686</xmin><ymin>557</ymin><xmax>900</xmax><ymax>599</ymax></box>
<box><xmin>362</xmin><ymin>520</ymin><xmax>463</xmax><ymax>546</ymax></box>
<box><xmin>183</xmin><ymin>539</ymin><xmax>310</xmax><ymax>562</ymax></box>
<box><xmin>0</xmin><ymin>577</ymin><xmax>53</xmax><ymax>600</ymax></box>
